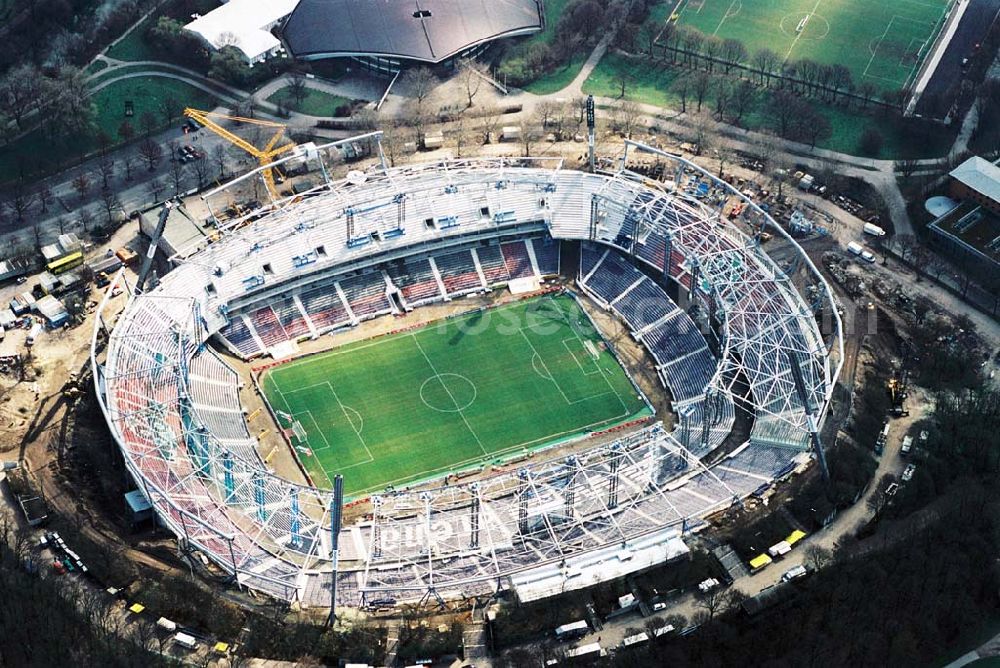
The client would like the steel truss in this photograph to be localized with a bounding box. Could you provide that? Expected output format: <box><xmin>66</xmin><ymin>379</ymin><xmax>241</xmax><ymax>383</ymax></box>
<box><xmin>92</xmin><ymin>141</ymin><xmax>842</xmax><ymax>607</ymax></box>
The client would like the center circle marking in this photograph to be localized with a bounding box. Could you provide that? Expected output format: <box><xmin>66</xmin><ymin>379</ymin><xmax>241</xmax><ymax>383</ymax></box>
<box><xmin>419</xmin><ymin>373</ymin><xmax>477</xmax><ymax>412</ymax></box>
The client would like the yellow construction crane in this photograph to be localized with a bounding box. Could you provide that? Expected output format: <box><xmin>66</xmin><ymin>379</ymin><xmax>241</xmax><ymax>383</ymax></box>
<box><xmin>184</xmin><ymin>108</ymin><xmax>297</xmax><ymax>200</ymax></box>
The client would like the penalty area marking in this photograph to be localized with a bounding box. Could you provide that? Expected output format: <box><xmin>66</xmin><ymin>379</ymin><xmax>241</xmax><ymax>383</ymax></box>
<box><xmin>713</xmin><ymin>0</ymin><xmax>742</xmax><ymax>35</ymax></box>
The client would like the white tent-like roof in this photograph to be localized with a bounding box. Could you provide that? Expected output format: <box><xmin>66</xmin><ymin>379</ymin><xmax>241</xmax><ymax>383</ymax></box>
<box><xmin>185</xmin><ymin>0</ymin><xmax>300</xmax><ymax>63</ymax></box>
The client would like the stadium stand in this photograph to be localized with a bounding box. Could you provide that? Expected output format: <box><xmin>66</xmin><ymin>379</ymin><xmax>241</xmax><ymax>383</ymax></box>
<box><xmin>299</xmin><ymin>282</ymin><xmax>351</xmax><ymax>331</ymax></box>
<box><xmin>339</xmin><ymin>272</ymin><xmax>393</xmax><ymax>319</ymax></box>
<box><xmin>433</xmin><ymin>249</ymin><xmax>485</xmax><ymax>295</ymax></box>
<box><xmin>532</xmin><ymin>237</ymin><xmax>560</xmax><ymax>275</ymax></box>
<box><xmin>475</xmin><ymin>244</ymin><xmax>511</xmax><ymax>285</ymax></box>
<box><xmin>386</xmin><ymin>257</ymin><xmax>443</xmax><ymax>305</ymax></box>
<box><xmin>500</xmin><ymin>240</ymin><xmax>536</xmax><ymax>280</ymax></box>
<box><xmin>218</xmin><ymin>315</ymin><xmax>263</xmax><ymax>357</ymax></box>
<box><xmin>94</xmin><ymin>148</ymin><xmax>840</xmax><ymax>608</ymax></box>
<box><xmin>270</xmin><ymin>296</ymin><xmax>311</xmax><ymax>340</ymax></box>
<box><xmin>249</xmin><ymin>306</ymin><xmax>288</xmax><ymax>348</ymax></box>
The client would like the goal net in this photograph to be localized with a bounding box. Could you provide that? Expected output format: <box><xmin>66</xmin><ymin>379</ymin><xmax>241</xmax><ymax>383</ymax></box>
<box><xmin>291</xmin><ymin>420</ymin><xmax>308</xmax><ymax>444</ymax></box>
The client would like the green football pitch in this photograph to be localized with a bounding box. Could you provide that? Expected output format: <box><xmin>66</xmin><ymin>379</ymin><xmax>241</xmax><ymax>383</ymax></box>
<box><xmin>674</xmin><ymin>0</ymin><xmax>952</xmax><ymax>89</ymax></box>
<box><xmin>260</xmin><ymin>294</ymin><xmax>652</xmax><ymax>496</ymax></box>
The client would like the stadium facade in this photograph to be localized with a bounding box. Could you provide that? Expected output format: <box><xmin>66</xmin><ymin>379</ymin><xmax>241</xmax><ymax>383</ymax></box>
<box><xmin>92</xmin><ymin>137</ymin><xmax>843</xmax><ymax>608</ymax></box>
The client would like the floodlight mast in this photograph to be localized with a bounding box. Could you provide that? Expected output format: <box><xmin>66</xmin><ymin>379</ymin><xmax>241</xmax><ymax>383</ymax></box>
<box><xmin>327</xmin><ymin>474</ymin><xmax>344</xmax><ymax>626</ymax></box>
<box><xmin>587</xmin><ymin>95</ymin><xmax>596</xmax><ymax>173</ymax></box>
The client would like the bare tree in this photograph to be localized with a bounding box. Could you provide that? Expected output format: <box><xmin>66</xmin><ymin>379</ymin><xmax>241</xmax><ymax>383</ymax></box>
<box><xmin>675</xmin><ymin>72</ymin><xmax>691</xmax><ymax>113</ymax></box>
<box><xmin>803</xmin><ymin>544</ymin><xmax>833</xmax><ymax>572</ymax></box>
<box><xmin>6</xmin><ymin>184</ymin><xmax>35</xmax><ymax>224</ymax></box>
<box><xmin>78</xmin><ymin>207</ymin><xmax>93</xmax><ymax>233</ymax></box>
<box><xmin>147</xmin><ymin>177</ymin><xmax>165</xmax><ymax>204</ymax></box>
<box><xmin>715</xmin><ymin>147</ymin><xmax>730</xmax><ymax>178</ymax></box>
<box><xmin>701</xmin><ymin>35</ymin><xmax>722</xmax><ymax>73</ymax></box>
<box><xmin>458</xmin><ymin>58</ymin><xmax>488</xmax><ymax>108</ymax></box>
<box><xmin>99</xmin><ymin>186</ymin><xmax>120</xmax><ymax>224</ymax></box>
<box><xmin>895</xmin><ymin>233</ymin><xmax>918</xmax><ymax>263</ymax></box>
<box><xmin>212</xmin><ymin>142</ymin><xmax>228</xmax><ymax>179</ymax></box>
<box><xmin>159</xmin><ymin>95</ymin><xmax>182</xmax><ymax>125</ymax></box>
<box><xmin>720</xmin><ymin>38</ymin><xmax>747</xmax><ymax>74</ymax></box>
<box><xmin>535</xmin><ymin>100</ymin><xmax>560</xmax><ymax>131</ymax></box>
<box><xmin>118</xmin><ymin>119</ymin><xmax>135</xmax><ymax>144</ymax></box>
<box><xmin>72</xmin><ymin>171</ymin><xmax>91</xmax><ymax>202</ymax></box>
<box><xmin>379</xmin><ymin>119</ymin><xmax>413</xmax><ymax>167</ymax></box>
<box><xmin>287</xmin><ymin>72</ymin><xmax>308</xmax><ymax>106</ymax></box>
<box><xmin>692</xmin><ymin>71</ymin><xmax>711</xmax><ymax>113</ymax></box>
<box><xmin>752</xmin><ymin>48</ymin><xmax>780</xmax><ymax>86</ymax></box>
<box><xmin>613</xmin><ymin>99</ymin><xmax>642</xmax><ymax>139</ymax></box>
<box><xmin>122</xmin><ymin>152</ymin><xmax>136</xmax><ymax>182</ymax></box>
<box><xmin>169</xmin><ymin>158</ymin><xmax>188</xmax><ymax>194</ymax></box>
<box><xmin>400</xmin><ymin>66</ymin><xmax>438</xmax><ymax>115</ymax></box>
<box><xmin>0</xmin><ymin>63</ymin><xmax>42</xmax><ymax>128</ymax></box>
<box><xmin>518</xmin><ymin>120</ymin><xmax>539</xmax><ymax>157</ymax></box>
<box><xmin>166</xmin><ymin>138</ymin><xmax>181</xmax><ymax>163</ymax></box>
<box><xmin>453</xmin><ymin>114</ymin><xmax>470</xmax><ymax>158</ymax></box>
<box><xmin>680</xmin><ymin>27</ymin><xmax>704</xmax><ymax>67</ymax></box>
<box><xmin>732</xmin><ymin>79</ymin><xmax>756</xmax><ymax>126</ymax></box>
<box><xmin>191</xmin><ymin>154</ymin><xmax>210</xmax><ymax>189</ymax></box>
<box><xmin>35</xmin><ymin>185</ymin><xmax>53</xmax><ymax>214</ymax></box>
<box><xmin>96</xmin><ymin>152</ymin><xmax>115</xmax><ymax>189</ymax></box>
<box><xmin>139</xmin><ymin>110</ymin><xmax>158</xmax><ymax>136</ymax></box>
<box><xmin>694</xmin><ymin>586</ymin><xmax>727</xmax><ymax>621</ymax></box>
<box><xmin>479</xmin><ymin>103</ymin><xmax>502</xmax><ymax>144</ymax></box>
<box><xmin>138</xmin><ymin>138</ymin><xmax>162</xmax><ymax>171</ymax></box>
<box><xmin>713</xmin><ymin>78</ymin><xmax>731</xmax><ymax>120</ymax></box>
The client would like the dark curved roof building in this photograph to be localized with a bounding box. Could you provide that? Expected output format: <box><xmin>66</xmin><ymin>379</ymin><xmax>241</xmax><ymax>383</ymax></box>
<box><xmin>283</xmin><ymin>0</ymin><xmax>544</xmax><ymax>74</ymax></box>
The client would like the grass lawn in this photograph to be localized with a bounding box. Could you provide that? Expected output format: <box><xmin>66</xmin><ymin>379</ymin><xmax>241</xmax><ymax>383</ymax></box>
<box><xmin>522</xmin><ymin>52</ymin><xmax>587</xmax><ymax>95</ymax></box>
<box><xmin>0</xmin><ymin>0</ymin><xmax>16</xmax><ymax>23</ymax></box>
<box><xmin>106</xmin><ymin>14</ymin><xmax>160</xmax><ymax>62</ymax></box>
<box><xmin>0</xmin><ymin>77</ymin><xmax>216</xmax><ymax>183</ymax></box>
<box><xmin>85</xmin><ymin>60</ymin><xmax>109</xmax><ymax>76</ymax></box>
<box><xmin>674</xmin><ymin>0</ymin><xmax>951</xmax><ymax>91</ymax></box>
<box><xmin>266</xmin><ymin>87</ymin><xmax>351</xmax><ymax>116</ymax></box>
<box><xmin>583</xmin><ymin>52</ymin><xmax>956</xmax><ymax>158</ymax></box>
<box><xmin>527</xmin><ymin>0</ymin><xmax>571</xmax><ymax>47</ymax></box>
<box><xmin>260</xmin><ymin>294</ymin><xmax>652</xmax><ymax>496</ymax></box>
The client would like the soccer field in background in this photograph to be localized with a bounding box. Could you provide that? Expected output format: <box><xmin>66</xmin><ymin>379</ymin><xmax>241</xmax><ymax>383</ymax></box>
<box><xmin>260</xmin><ymin>294</ymin><xmax>653</xmax><ymax>496</ymax></box>
<box><xmin>675</xmin><ymin>0</ymin><xmax>952</xmax><ymax>89</ymax></box>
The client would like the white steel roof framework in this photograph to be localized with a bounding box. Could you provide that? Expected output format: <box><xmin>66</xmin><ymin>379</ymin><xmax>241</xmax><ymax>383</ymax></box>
<box><xmin>92</xmin><ymin>139</ymin><xmax>843</xmax><ymax>607</ymax></box>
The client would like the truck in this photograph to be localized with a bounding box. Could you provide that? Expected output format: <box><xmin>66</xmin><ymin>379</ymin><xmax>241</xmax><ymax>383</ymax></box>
<box><xmin>26</xmin><ymin>322</ymin><xmax>43</xmax><ymax>346</ymax></box>
<box><xmin>554</xmin><ymin>620</ymin><xmax>589</xmax><ymax>641</ymax></box>
<box><xmin>501</xmin><ymin>125</ymin><xmax>522</xmax><ymax>141</ymax></box>
<box><xmin>875</xmin><ymin>421</ymin><xmax>890</xmax><ymax>455</ymax></box>
<box><xmin>847</xmin><ymin>242</ymin><xmax>876</xmax><ymax>263</ymax></box>
<box><xmin>863</xmin><ymin>222</ymin><xmax>886</xmax><ymax>237</ymax></box>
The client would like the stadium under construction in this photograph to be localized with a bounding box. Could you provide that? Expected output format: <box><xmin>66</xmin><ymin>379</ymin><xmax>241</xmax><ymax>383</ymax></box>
<box><xmin>91</xmin><ymin>136</ymin><xmax>843</xmax><ymax>610</ymax></box>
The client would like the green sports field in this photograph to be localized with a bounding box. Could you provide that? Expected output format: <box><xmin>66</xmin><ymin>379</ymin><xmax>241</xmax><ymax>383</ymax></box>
<box><xmin>675</xmin><ymin>0</ymin><xmax>952</xmax><ymax>89</ymax></box>
<box><xmin>260</xmin><ymin>294</ymin><xmax>652</xmax><ymax>496</ymax></box>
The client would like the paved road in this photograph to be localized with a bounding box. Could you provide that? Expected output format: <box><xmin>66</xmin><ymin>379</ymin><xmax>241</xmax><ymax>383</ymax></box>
<box><xmin>547</xmin><ymin>395</ymin><xmax>928</xmax><ymax>658</ymax></box>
